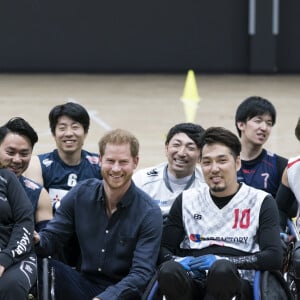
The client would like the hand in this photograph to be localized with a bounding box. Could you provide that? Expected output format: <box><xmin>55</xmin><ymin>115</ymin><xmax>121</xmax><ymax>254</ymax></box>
<box><xmin>33</xmin><ymin>230</ymin><xmax>40</xmax><ymax>245</ymax></box>
<box><xmin>175</xmin><ymin>256</ymin><xmax>194</xmax><ymax>271</ymax></box>
<box><xmin>188</xmin><ymin>254</ymin><xmax>220</xmax><ymax>271</ymax></box>
<box><xmin>0</xmin><ymin>265</ymin><xmax>5</xmax><ymax>277</ymax></box>
<box><xmin>280</xmin><ymin>232</ymin><xmax>292</xmax><ymax>243</ymax></box>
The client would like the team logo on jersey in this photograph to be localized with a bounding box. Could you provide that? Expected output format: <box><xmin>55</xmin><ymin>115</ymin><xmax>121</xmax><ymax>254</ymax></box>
<box><xmin>190</xmin><ymin>233</ymin><xmax>249</xmax><ymax>244</ymax></box>
<box><xmin>0</xmin><ymin>196</ymin><xmax>7</xmax><ymax>202</ymax></box>
<box><xmin>86</xmin><ymin>155</ymin><xmax>99</xmax><ymax>164</ymax></box>
<box><xmin>266</xmin><ymin>150</ymin><xmax>275</xmax><ymax>157</ymax></box>
<box><xmin>193</xmin><ymin>214</ymin><xmax>202</xmax><ymax>220</ymax></box>
<box><xmin>49</xmin><ymin>188</ymin><xmax>68</xmax><ymax>205</ymax></box>
<box><xmin>42</xmin><ymin>158</ymin><xmax>53</xmax><ymax>167</ymax></box>
<box><xmin>190</xmin><ymin>233</ymin><xmax>203</xmax><ymax>242</ymax></box>
<box><xmin>146</xmin><ymin>168</ymin><xmax>158</xmax><ymax>177</ymax></box>
<box><xmin>20</xmin><ymin>257</ymin><xmax>37</xmax><ymax>280</ymax></box>
<box><xmin>24</xmin><ymin>179</ymin><xmax>39</xmax><ymax>190</ymax></box>
<box><xmin>154</xmin><ymin>199</ymin><xmax>172</xmax><ymax>207</ymax></box>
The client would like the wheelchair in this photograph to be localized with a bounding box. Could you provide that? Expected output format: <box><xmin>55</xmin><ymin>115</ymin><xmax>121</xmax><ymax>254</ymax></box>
<box><xmin>142</xmin><ymin>219</ymin><xmax>300</xmax><ymax>300</ymax></box>
<box><xmin>28</xmin><ymin>257</ymin><xmax>54</xmax><ymax>300</ymax></box>
<box><xmin>38</xmin><ymin>258</ymin><xmax>294</xmax><ymax>300</ymax></box>
<box><xmin>37</xmin><ymin>219</ymin><xmax>300</xmax><ymax>300</ymax></box>
<box><xmin>283</xmin><ymin>219</ymin><xmax>300</xmax><ymax>300</ymax></box>
<box><xmin>39</xmin><ymin>252</ymin><xmax>297</xmax><ymax>300</ymax></box>
<box><xmin>141</xmin><ymin>269</ymin><xmax>293</xmax><ymax>300</ymax></box>
<box><xmin>254</xmin><ymin>218</ymin><xmax>300</xmax><ymax>300</ymax></box>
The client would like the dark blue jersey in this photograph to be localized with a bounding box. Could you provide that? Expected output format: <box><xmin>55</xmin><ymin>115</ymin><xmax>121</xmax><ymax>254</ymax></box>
<box><xmin>19</xmin><ymin>175</ymin><xmax>42</xmax><ymax>218</ymax></box>
<box><xmin>237</xmin><ymin>149</ymin><xmax>287</xmax><ymax>198</ymax></box>
<box><xmin>38</xmin><ymin>149</ymin><xmax>102</xmax><ymax>206</ymax></box>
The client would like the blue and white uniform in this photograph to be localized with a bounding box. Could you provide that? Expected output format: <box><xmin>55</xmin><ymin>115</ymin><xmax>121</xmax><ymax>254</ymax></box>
<box><xmin>19</xmin><ymin>175</ymin><xmax>42</xmax><ymax>218</ymax></box>
<box><xmin>237</xmin><ymin>149</ymin><xmax>287</xmax><ymax>197</ymax></box>
<box><xmin>38</xmin><ymin>149</ymin><xmax>102</xmax><ymax>266</ymax></box>
<box><xmin>133</xmin><ymin>162</ymin><xmax>205</xmax><ymax>216</ymax></box>
<box><xmin>38</xmin><ymin>149</ymin><xmax>101</xmax><ymax>208</ymax></box>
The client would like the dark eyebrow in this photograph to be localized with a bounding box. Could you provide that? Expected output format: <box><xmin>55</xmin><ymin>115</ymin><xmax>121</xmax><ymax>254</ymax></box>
<box><xmin>202</xmin><ymin>154</ymin><xmax>229</xmax><ymax>160</ymax></box>
<box><xmin>171</xmin><ymin>139</ymin><xmax>196</xmax><ymax>145</ymax></box>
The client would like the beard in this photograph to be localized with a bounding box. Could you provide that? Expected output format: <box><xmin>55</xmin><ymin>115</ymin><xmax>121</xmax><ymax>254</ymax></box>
<box><xmin>102</xmin><ymin>172</ymin><xmax>132</xmax><ymax>191</ymax></box>
<box><xmin>210</xmin><ymin>184</ymin><xmax>226</xmax><ymax>193</ymax></box>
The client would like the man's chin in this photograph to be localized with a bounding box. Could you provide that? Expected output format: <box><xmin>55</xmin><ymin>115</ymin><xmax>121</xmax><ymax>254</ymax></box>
<box><xmin>173</xmin><ymin>164</ymin><xmax>189</xmax><ymax>172</ymax></box>
<box><xmin>210</xmin><ymin>185</ymin><xmax>226</xmax><ymax>193</ymax></box>
<box><xmin>9</xmin><ymin>169</ymin><xmax>21</xmax><ymax>177</ymax></box>
<box><xmin>62</xmin><ymin>147</ymin><xmax>77</xmax><ymax>154</ymax></box>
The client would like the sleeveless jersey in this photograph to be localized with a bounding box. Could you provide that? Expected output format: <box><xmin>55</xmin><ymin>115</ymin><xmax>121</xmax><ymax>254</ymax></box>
<box><xmin>180</xmin><ymin>183</ymin><xmax>267</xmax><ymax>253</ymax></box>
<box><xmin>19</xmin><ymin>175</ymin><xmax>42</xmax><ymax>218</ymax></box>
<box><xmin>181</xmin><ymin>183</ymin><xmax>267</xmax><ymax>282</ymax></box>
<box><xmin>287</xmin><ymin>155</ymin><xmax>300</xmax><ymax>204</ymax></box>
<box><xmin>38</xmin><ymin>149</ymin><xmax>101</xmax><ymax>206</ymax></box>
<box><xmin>237</xmin><ymin>149</ymin><xmax>281</xmax><ymax>197</ymax></box>
<box><xmin>132</xmin><ymin>162</ymin><xmax>205</xmax><ymax>215</ymax></box>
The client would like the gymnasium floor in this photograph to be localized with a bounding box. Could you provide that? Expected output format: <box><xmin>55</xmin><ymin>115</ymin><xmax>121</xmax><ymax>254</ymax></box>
<box><xmin>1</xmin><ymin>73</ymin><xmax>299</xmax><ymax>170</ymax></box>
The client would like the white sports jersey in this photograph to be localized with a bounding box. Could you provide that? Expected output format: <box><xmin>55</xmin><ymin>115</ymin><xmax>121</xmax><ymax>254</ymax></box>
<box><xmin>180</xmin><ymin>183</ymin><xmax>268</xmax><ymax>282</ymax></box>
<box><xmin>287</xmin><ymin>155</ymin><xmax>300</xmax><ymax>204</ymax></box>
<box><xmin>180</xmin><ymin>183</ymin><xmax>267</xmax><ymax>253</ymax></box>
<box><xmin>132</xmin><ymin>162</ymin><xmax>205</xmax><ymax>215</ymax></box>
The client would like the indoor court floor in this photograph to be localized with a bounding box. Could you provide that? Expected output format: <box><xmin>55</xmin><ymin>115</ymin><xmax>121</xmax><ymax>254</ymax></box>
<box><xmin>0</xmin><ymin>73</ymin><xmax>299</xmax><ymax>170</ymax></box>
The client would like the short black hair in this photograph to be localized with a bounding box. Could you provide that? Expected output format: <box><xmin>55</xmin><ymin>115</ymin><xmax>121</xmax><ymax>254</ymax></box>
<box><xmin>200</xmin><ymin>126</ymin><xmax>241</xmax><ymax>160</ymax></box>
<box><xmin>295</xmin><ymin>117</ymin><xmax>300</xmax><ymax>142</ymax></box>
<box><xmin>49</xmin><ymin>102</ymin><xmax>90</xmax><ymax>135</ymax></box>
<box><xmin>235</xmin><ymin>96</ymin><xmax>276</xmax><ymax>137</ymax></box>
<box><xmin>0</xmin><ymin>117</ymin><xmax>38</xmax><ymax>148</ymax></box>
<box><xmin>165</xmin><ymin>123</ymin><xmax>205</xmax><ymax>149</ymax></box>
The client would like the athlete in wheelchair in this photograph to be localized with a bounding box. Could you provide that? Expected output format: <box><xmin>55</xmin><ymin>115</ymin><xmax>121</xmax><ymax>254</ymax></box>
<box><xmin>150</xmin><ymin>127</ymin><xmax>287</xmax><ymax>300</ymax></box>
<box><xmin>39</xmin><ymin>126</ymin><xmax>295</xmax><ymax>299</ymax></box>
<box><xmin>276</xmin><ymin>117</ymin><xmax>300</xmax><ymax>299</ymax></box>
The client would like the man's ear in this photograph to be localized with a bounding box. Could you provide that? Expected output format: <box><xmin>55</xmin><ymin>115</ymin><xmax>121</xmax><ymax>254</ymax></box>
<box><xmin>164</xmin><ymin>144</ymin><xmax>169</xmax><ymax>157</ymax></box>
<box><xmin>236</xmin><ymin>121</ymin><xmax>244</xmax><ymax>131</ymax></box>
<box><xmin>236</xmin><ymin>155</ymin><xmax>242</xmax><ymax>172</ymax></box>
<box><xmin>133</xmin><ymin>156</ymin><xmax>139</xmax><ymax>170</ymax></box>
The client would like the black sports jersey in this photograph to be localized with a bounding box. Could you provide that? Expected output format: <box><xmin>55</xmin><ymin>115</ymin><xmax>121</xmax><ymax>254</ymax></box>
<box><xmin>237</xmin><ymin>149</ymin><xmax>287</xmax><ymax>197</ymax></box>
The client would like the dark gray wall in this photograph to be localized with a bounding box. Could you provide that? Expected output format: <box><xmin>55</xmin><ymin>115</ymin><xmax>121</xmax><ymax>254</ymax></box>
<box><xmin>278</xmin><ymin>1</ymin><xmax>300</xmax><ymax>72</ymax></box>
<box><xmin>0</xmin><ymin>1</ymin><xmax>298</xmax><ymax>73</ymax></box>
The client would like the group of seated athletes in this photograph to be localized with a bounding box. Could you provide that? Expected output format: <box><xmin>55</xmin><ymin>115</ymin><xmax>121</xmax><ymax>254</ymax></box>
<box><xmin>0</xmin><ymin>97</ymin><xmax>299</xmax><ymax>300</ymax></box>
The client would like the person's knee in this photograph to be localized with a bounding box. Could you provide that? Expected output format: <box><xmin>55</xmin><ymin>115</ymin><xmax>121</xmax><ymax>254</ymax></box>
<box><xmin>158</xmin><ymin>260</ymin><xmax>182</xmax><ymax>284</ymax></box>
<box><xmin>0</xmin><ymin>279</ymin><xmax>16</xmax><ymax>291</ymax></box>
<box><xmin>0</xmin><ymin>278</ymin><xmax>27</xmax><ymax>299</ymax></box>
<box><xmin>206</xmin><ymin>260</ymin><xmax>242</xmax><ymax>299</ymax></box>
<box><xmin>209</xmin><ymin>259</ymin><xmax>237</xmax><ymax>276</ymax></box>
<box><xmin>158</xmin><ymin>260</ymin><xmax>195</xmax><ymax>300</ymax></box>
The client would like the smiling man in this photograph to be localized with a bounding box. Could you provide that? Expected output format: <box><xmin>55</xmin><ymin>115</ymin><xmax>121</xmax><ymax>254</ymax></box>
<box><xmin>133</xmin><ymin>123</ymin><xmax>205</xmax><ymax>217</ymax></box>
<box><xmin>34</xmin><ymin>128</ymin><xmax>163</xmax><ymax>300</ymax></box>
<box><xmin>235</xmin><ymin>96</ymin><xmax>287</xmax><ymax>199</ymax></box>
<box><xmin>157</xmin><ymin>126</ymin><xmax>283</xmax><ymax>300</ymax></box>
<box><xmin>0</xmin><ymin>117</ymin><xmax>52</xmax><ymax>231</ymax></box>
<box><xmin>25</xmin><ymin>102</ymin><xmax>101</xmax><ymax>210</ymax></box>
<box><xmin>25</xmin><ymin>102</ymin><xmax>102</xmax><ymax>267</ymax></box>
